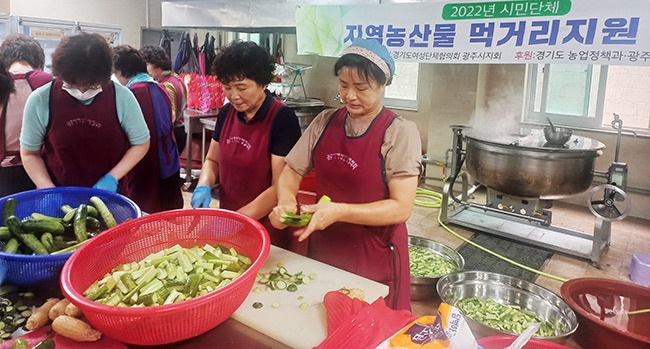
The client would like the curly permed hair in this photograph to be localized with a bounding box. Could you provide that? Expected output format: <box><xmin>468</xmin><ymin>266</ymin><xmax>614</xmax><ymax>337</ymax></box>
<box><xmin>212</xmin><ymin>41</ymin><xmax>275</xmax><ymax>86</ymax></box>
<box><xmin>0</xmin><ymin>34</ymin><xmax>46</xmax><ymax>70</ymax></box>
<box><xmin>112</xmin><ymin>45</ymin><xmax>147</xmax><ymax>79</ymax></box>
<box><xmin>141</xmin><ymin>45</ymin><xmax>171</xmax><ymax>71</ymax></box>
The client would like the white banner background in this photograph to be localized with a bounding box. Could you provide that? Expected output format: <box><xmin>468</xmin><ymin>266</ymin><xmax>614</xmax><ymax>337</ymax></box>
<box><xmin>296</xmin><ymin>0</ymin><xmax>650</xmax><ymax>65</ymax></box>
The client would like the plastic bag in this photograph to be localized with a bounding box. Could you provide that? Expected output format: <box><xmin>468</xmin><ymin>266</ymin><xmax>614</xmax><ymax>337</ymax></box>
<box><xmin>380</xmin><ymin>303</ymin><xmax>480</xmax><ymax>349</ymax></box>
<box><xmin>315</xmin><ymin>291</ymin><xmax>417</xmax><ymax>349</ymax></box>
<box><xmin>181</xmin><ymin>73</ymin><xmax>224</xmax><ymax>111</ymax></box>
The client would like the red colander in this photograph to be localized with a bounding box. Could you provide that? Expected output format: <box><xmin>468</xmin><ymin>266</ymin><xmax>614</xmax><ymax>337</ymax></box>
<box><xmin>60</xmin><ymin>208</ymin><xmax>270</xmax><ymax>345</ymax></box>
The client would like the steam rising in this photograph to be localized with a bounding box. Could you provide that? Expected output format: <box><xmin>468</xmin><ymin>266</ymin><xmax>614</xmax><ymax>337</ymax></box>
<box><xmin>468</xmin><ymin>77</ymin><xmax>526</xmax><ymax>143</ymax></box>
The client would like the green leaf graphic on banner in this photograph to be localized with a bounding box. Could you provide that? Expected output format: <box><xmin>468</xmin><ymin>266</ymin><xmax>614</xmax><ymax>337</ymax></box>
<box><xmin>442</xmin><ymin>0</ymin><xmax>571</xmax><ymax>20</ymax></box>
<box><xmin>296</xmin><ymin>5</ymin><xmax>346</xmax><ymax>56</ymax></box>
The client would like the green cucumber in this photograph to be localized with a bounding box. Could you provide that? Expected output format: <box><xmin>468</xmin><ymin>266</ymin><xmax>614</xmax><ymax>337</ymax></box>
<box><xmin>62</xmin><ymin>207</ymin><xmax>77</xmax><ymax>224</ymax></box>
<box><xmin>73</xmin><ymin>204</ymin><xmax>88</xmax><ymax>243</ymax></box>
<box><xmin>2</xmin><ymin>198</ymin><xmax>17</xmax><ymax>224</ymax></box>
<box><xmin>62</xmin><ymin>204</ymin><xmax>98</xmax><ymax>218</ymax></box>
<box><xmin>90</xmin><ymin>196</ymin><xmax>117</xmax><ymax>228</ymax></box>
<box><xmin>86</xmin><ymin>215</ymin><xmax>101</xmax><ymax>232</ymax></box>
<box><xmin>2</xmin><ymin>238</ymin><xmax>19</xmax><ymax>253</ymax></box>
<box><xmin>40</xmin><ymin>232</ymin><xmax>56</xmax><ymax>253</ymax></box>
<box><xmin>10</xmin><ymin>337</ymin><xmax>29</xmax><ymax>349</ymax></box>
<box><xmin>30</xmin><ymin>212</ymin><xmax>61</xmax><ymax>221</ymax></box>
<box><xmin>0</xmin><ymin>226</ymin><xmax>10</xmax><ymax>240</ymax></box>
<box><xmin>280</xmin><ymin>212</ymin><xmax>312</xmax><ymax>227</ymax></box>
<box><xmin>20</xmin><ymin>219</ymin><xmax>65</xmax><ymax>235</ymax></box>
<box><xmin>5</xmin><ymin>216</ymin><xmax>48</xmax><ymax>255</ymax></box>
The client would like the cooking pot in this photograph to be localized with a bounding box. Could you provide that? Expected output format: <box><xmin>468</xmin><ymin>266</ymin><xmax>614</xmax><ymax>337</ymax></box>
<box><xmin>543</xmin><ymin>126</ymin><xmax>573</xmax><ymax>145</ymax></box>
<box><xmin>464</xmin><ymin>132</ymin><xmax>605</xmax><ymax>199</ymax></box>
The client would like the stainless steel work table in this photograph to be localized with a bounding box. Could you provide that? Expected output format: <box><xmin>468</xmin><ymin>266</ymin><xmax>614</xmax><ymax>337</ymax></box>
<box><xmin>182</xmin><ymin>109</ymin><xmax>220</xmax><ymax>189</ymax></box>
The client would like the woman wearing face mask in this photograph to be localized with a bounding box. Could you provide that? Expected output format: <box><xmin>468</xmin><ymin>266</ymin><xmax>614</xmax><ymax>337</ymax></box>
<box><xmin>20</xmin><ymin>33</ymin><xmax>150</xmax><ymax>191</ymax></box>
<box><xmin>191</xmin><ymin>41</ymin><xmax>302</xmax><ymax>250</ymax></box>
<box><xmin>269</xmin><ymin>38</ymin><xmax>422</xmax><ymax>310</ymax></box>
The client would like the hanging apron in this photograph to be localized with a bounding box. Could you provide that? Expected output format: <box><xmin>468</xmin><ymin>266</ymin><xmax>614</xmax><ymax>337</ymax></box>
<box><xmin>43</xmin><ymin>80</ymin><xmax>126</xmax><ymax>187</ymax></box>
<box><xmin>310</xmin><ymin>107</ymin><xmax>411</xmax><ymax>310</ymax></box>
<box><xmin>219</xmin><ymin>99</ymin><xmax>294</xmax><ymax>249</ymax></box>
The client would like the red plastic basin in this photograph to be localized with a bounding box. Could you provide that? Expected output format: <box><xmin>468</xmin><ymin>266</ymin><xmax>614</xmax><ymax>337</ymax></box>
<box><xmin>560</xmin><ymin>278</ymin><xmax>650</xmax><ymax>349</ymax></box>
<box><xmin>477</xmin><ymin>335</ymin><xmax>572</xmax><ymax>349</ymax></box>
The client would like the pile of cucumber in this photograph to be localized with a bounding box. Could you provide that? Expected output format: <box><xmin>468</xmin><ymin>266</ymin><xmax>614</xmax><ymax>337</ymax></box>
<box><xmin>456</xmin><ymin>297</ymin><xmax>563</xmax><ymax>337</ymax></box>
<box><xmin>84</xmin><ymin>244</ymin><xmax>252</xmax><ymax>307</ymax></box>
<box><xmin>0</xmin><ymin>196</ymin><xmax>118</xmax><ymax>255</ymax></box>
<box><xmin>0</xmin><ymin>286</ymin><xmax>34</xmax><ymax>343</ymax></box>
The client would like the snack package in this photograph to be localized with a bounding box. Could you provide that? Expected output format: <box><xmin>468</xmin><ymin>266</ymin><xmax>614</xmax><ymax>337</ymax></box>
<box><xmin>377</xmin><ymin>302</ymin><xmax>479</xmax><ymax>349</ymax></box>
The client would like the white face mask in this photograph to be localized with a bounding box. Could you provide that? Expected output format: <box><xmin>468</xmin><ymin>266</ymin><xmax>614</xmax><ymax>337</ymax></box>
<box><xmin>62</xmin><ymin>82</ymin><xmax>103</xmax><ymax>101</ymax></box>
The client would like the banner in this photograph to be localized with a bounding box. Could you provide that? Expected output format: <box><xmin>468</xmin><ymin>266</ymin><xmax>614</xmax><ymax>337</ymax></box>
<box><xmin>296</xmin><ymin>0</ymin><xmax>650</xmax><ymax>65</ymax></box>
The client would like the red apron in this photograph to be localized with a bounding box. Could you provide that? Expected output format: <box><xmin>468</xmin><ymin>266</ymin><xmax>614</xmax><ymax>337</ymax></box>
<box><xmin>1</xmin><ymin>70</ymin><xmax>52</xmax><ymax>166</ymax></box>
<box><xmin>43</xmin><ymin>80</ymin><xmax>126</xmax><ymax>187</ymax></box>
<box><xmin>218</xmin><ymin>99</ymin><xmax>292</xmax><ymax>248</ymax></box>
<box><xmin>122</xmin><ymin>81</ymin><xmax>182</xmax><ymax>213</ymax></box>
<box><xmin>311</xmin><ymin>107</ymin><xmax>411</xmax><ymax>310</ymax></box>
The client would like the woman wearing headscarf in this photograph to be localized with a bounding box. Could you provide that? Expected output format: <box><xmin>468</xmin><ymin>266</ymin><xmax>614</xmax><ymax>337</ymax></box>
<box><xmin>269</xmin><ymin>38</ymin><xmax>422</xmax><ymax>310</ymax></box>
<box><xmin>191</xmin><ymin>41</ymin><xmax>302</xmax><ymax>250</ymax></box>
<box><xmin>20</xmin><ymin>33</ymin><xmax>150</xmax><ymax>191</ymax></box>
<box><xmin>0</xmin><ymin>34</ymin><xmax>52</xmax><ymax>196</ymax></box>
<box><xmin>112</xmin><ymin>45</ymin><xmax>183</xmax><ymax>213</ymax></box>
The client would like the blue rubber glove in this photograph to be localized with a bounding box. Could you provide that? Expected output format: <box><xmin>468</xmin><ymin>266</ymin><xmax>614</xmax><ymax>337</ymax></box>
<box><xmin>191</xmin><ymin>185</ymin><xmax>212</xmax><ymax>208</ymax></box>
<box><xmin>93</xmin><ymin>173</ymin><xmax>119</xmax><ymax>192</ymax></box>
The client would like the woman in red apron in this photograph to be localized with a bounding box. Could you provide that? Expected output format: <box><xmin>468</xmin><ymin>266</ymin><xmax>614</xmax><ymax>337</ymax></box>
<box><xmin>0</xmin><ymin>34</ymin><xmax>51</xmax><ymax>197</ymax></box>
<box><xmin>269</xmin><ymin>38</ymin><xmax>422</xmax><ymax>310</ymax></box>
<box><xmin>20</xmin><ymin>33</ymin><xmax>150</xmax><ymax>191</ymax></box>
<box><xmin>191</xmin><ymin>41</ymin><xmax>302</xmax><ymax>251</ymax></box>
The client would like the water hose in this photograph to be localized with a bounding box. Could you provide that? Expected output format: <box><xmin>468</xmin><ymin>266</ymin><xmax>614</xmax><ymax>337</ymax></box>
<box><xmin>414</xmin><ymin>187</ymin><xmax>569</xmax><ymax>283</ymax></box>
<box><xmin>414</xmin><ymin>187</ymin><xmax>446</xmax><ymax>208</ymax></box>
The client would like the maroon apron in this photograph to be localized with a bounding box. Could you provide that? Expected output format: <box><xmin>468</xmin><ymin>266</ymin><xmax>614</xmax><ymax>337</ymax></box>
<box><xmin>218</xmin><ymin>99</ymin><xmax>293</xmax><ymax>248</ymax></box>
<box><xmin>43</xmin><ymin>79</ymin><xmax>126</xmax><ymax>187</ymax></box>
<box><xmin>1</xmin><ymin>70</ymin><xmax>52</xmax><ymax>166</ymax></box>
<box><xmin>310</xmin><ymin>107</ymin><xmax>411</xmax><ymax>310</ymax></box>
<box><xmin>121</xmin><ymin>82</ymin><xmax>166</xmax><ymax>213</ymax></box>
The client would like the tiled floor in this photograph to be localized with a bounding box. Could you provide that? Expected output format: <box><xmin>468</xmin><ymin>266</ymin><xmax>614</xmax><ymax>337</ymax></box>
<box><xmin>181</xmin><ymin>185</ymin><xmax>649</xmax><ymax>348</ymax></box>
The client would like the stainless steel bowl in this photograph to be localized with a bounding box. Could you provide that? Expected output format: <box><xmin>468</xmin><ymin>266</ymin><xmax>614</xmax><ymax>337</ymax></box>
<box><xmin>543</xmin><ymin>126</ymin><xmax>573</xmax><ymax>145</ymax></box>
<box><xmin>409</xmin><ymin>236</ymin><xmax>464</xmax><ymax>301</ymax></box>
<box><xmin>436</xmin><ymin>271</ymin><xmax>578</xmax><ymax>343</ymax></box>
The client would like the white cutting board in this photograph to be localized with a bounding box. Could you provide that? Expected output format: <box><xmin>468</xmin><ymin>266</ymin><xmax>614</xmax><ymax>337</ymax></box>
<box><xmin>231</xmin><ymin>246</ymin><xmax>389</xmax><ymax>349</ymax></box>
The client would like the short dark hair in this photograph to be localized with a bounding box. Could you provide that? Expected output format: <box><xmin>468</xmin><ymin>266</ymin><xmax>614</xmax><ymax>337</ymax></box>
<box><xmin>212</xmin><ymin>41</ymin><xmax>275</xmax><ymax>85</ymax></box>
<box><xmin>141</xmin><ymin>45</ymin><xmax>171</xmax><ymax>71</ymax></box>
<box><xmin>112</xmin><ymin>45</ymin><xmax>147</xmax><ymax>78</ymax></box>
<box><xmin>334</xmin><ymin>54</ymin><xmax>389</xmax><ymax>86</ymax></box>
<box><xmin>0</xmin><ymin>62</ymin><xmax>14</xmax><ymax>103</ymax></box>
<box><xmin>51</xmin><ymin>32</ymin><xmax>113</xmax><ymax>88</ymax></box>
<box><xmin>0</xmin><ymin>34</ymin><xmax>46</xmax><ymax>70</ymax></box>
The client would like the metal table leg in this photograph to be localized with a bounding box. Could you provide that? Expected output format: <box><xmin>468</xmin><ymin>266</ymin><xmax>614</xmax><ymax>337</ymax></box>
<box><xmin>183</xmin><ymin>117</ymin><xmax>193</xmax><ymax>190</ymax></box>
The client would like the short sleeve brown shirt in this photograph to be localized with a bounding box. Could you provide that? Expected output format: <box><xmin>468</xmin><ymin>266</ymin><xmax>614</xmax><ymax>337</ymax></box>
<box><xmin>285</xmin><ymin>107</ymin><xmax>423</xmax><ymax>181</ymax></box>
